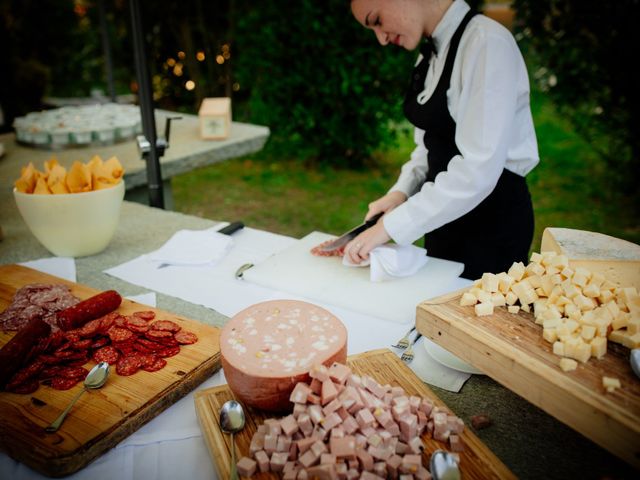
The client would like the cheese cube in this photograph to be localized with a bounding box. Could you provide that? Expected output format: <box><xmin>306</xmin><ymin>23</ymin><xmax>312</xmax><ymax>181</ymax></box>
<box><xmin>525</xmin><ymin>262</ymin><xmax>545</xmax><ymax>278</ymax></box>
<box><xmin>598</xmin><ymin>290</ymin><xmax>614</xmax><ymax>304</ymax></box>
<box><xmin>550</xmin><ymin>254</ymin><xmax>569</xmax><ymax>269</ymax></box>
<box><xmin>555</xmin><ymin>295</ymin><xmax>572</xmax><ymax>307</ymax></box>
<box><xmin>507</xmin><ymin>262</ymin><xmax>526</xmax><ymax>281</ymax></box>
<box><xmin>604</xmin><ymin>301</ymin><xmax>620</xmax><ymax>318</ymax></box>
<box><xmin>564</xmin><ymin>319</ymin><xmax>580</xmax><ymax>334</ymax></box>
<box><xmin>573</xmin><ymin>342</ymin><xmax>591</xmax><ymax>363</ymax></box>
<box><xmin>505</xmin><ymin>291</ymin><xmax>518</xmax><ymax>306</ymax></box>
<box><xmin>562</xmin><ymin>282</ymin><xmax>582</xmax><ymax>299</ymax></box>
<box><xmin>497</xmin><ymin>272</ymin><xmax>515</xmax><ymax>294</ymax></box>
<box><xmin>481</xmin><ymin>273</ymin><xmax>500</xmax><ymax>293</ymax></box>
<box><xmin>550</xmin><ymin>274</ymin><xmax>564</xmax><ymax>286</ymax></box>
<box><xmin>590</xmin><ymin>337</ymin><xmax>607</xmax><ymax>358</ymax></box>
<box><xmin>560</xmin><ymin>266</ymin><xmax>574</xmax><ymax>280</ymax></box>
<box><xmin>608</xmin><ymin>329</ymin><xmax>628</xmax><ymax>345</ymax></box>
<box><xmin>507</xmin><ymin>305</ymin><xmax>520</xmax><ymax>314</ymax></box>
<box><xmin>580</xmin><ymin>325</ymin><xmax>596</xmax><ymax>341</ymax></box>
<box><xmin>540</xmin><ymin>251</ymin><xmax>558</xmax><ymax>267</ymax></box>
<box><xmin>543</xmin><ymin>306</ymin><xmax>562</xmax><ymax>322</ymax></box>
<box><xmin>530</xmin><ymin>252</ymin><xmax>544</xmax><ymax>264</ymax></box>
<box><xmin>602</xmin><ymin>376</ymin><xmax>621</xmax><ymax>393</ymax></box>
<box><xmin>476</xmin><ymin>289</ymin><xmax>492</xmax><ymax>304</ymax></box>
<box><xmin>582</xmin><ymin>283</ymin><xmax>600</xmax><ymax>298</ymax></box>
<box><xmin>491</xmin><ymin>292</ymin><xmax>506</xmax><ymax>307</ymax></box>
<box><xmin>459</xmin><ymin>292</ymin><xmax>477</xmax><ymax>307</ymax></box>
<box><xmin>574</xmin><ymin>295</ymin><xmax>595</xmax><ymax>311</ymax></box>
<box><xmin>623</xmin><ymin>332</ymin><xmax>640</xmax><ymax>349</ymax></box>
<box><xmin>542</xmin><ymin>328</ymin><xmax>557</xmax><ymax>343</ymax></box>
<box><xmin>619</xmin><ymin>287</ymin><xmax>639</xmax><ymax>305</ymax></box>
<box><xmin>559</xmin><ymin>358</ymin><xmax>578</xmax><ymax>372</ymax></box>
<box><xmin>552</xmin><ymin>341</ymin><xmax>565</xmax><ymax>356</ymax></box>
<box><xmin>474</xmin><ymin>302</ymin><xmax>494</xmax><ymax>317</ymax></box>
<box><xmin>521</xmin><ymin>304</ymin><xmax>531</xmax><ymax>313</ymax></box>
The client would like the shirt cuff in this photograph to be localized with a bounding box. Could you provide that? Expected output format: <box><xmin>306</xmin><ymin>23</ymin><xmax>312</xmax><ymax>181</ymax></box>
<box><xmin>383</xmin><ymin>204</ymin><xmax>422</xmax><ymax>246</ymax></box>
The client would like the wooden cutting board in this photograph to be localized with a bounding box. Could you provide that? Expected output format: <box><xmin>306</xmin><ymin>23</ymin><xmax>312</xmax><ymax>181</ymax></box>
<box><xmin>416</xmin><ymin>289</ymin><xmax>640</xmax><ymax>468</ymax></box>
<box><xmin>194</xmin><ymin>349</ymin><xmax>515</xmax><ymax>480</ymax></box>
<box><xmin>0</xmin><ymin>264</ymin><xmax>221</xmax><ymax>477</ymax></box>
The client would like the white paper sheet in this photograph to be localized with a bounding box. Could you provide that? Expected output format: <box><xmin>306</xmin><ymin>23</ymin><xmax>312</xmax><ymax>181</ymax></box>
<box><xmin>19</xmin><ymin>257</ymin><xmax>76</xmax><ymax>282</ymax></box>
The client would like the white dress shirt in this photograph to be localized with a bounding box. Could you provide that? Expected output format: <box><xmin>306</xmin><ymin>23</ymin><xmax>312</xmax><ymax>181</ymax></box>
<box><xmin>383</xmin><ymin>0</ymin><xmax>539</xmax><ymax>246</ymax></box>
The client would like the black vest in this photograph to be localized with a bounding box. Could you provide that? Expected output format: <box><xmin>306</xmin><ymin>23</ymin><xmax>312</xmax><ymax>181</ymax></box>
<box><xmin>402</xmin><ymin>10</ymin><xmax>534</xmax><ymax>279</ymax></box>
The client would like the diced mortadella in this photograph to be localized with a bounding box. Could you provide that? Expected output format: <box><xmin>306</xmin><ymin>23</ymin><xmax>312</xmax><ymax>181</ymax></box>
<box><xmin>254</xmin><ymin>450</ymin><xmax>270</xmax><ymax>473</ymax></box>
<box><xmin>328</xmin><ymin>362</ymin><xmax>351</xmax><ymax>384</ymax></box>
<box><xmin>306</xmin><ymin>464</ymin><xmax>338</xmax><ymax>480</ymax></box>
<box><xmin>236</xmin><ymin>456</ymin><xmax>257</xmax><ymax>477</ymax></box>
<box><xmin>270</xmin><ymin>451</ymin><xmax>289</xmax><ymax>472</ymax></box>
<box><xmin>281</xmin><ymin>414</ymin><xmax>299</xmax><ymax>436</ymax></box>
<box><xmin>449</xmin><ymin>434</ymin><xmax>465</xmax><ymax>452</ymax></box>
<box><xmin>321</xmin><ymin>378</ymin><xmax>339</xmax><ymax>405</ymax></box>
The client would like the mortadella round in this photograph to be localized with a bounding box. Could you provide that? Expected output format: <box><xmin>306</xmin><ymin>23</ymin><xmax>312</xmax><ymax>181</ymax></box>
<box><xmin>220</xmin><ymin>299</ymin><xmax>347</xmax><ymax>412</ymax></box>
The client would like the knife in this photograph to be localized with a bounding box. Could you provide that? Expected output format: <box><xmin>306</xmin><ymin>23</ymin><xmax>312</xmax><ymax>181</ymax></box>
<box><xmin>320</xmin><ymin>212</ymin><xmax>384</xmax><ymax>252</ymax></box>
<box><xmin>217</xmin><ymin>221</ymin><xmax>245</xmax><ymax>236</ymax></box>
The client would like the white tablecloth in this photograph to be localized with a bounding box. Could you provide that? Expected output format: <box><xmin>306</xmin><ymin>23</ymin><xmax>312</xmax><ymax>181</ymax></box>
<box><xmin>0</xmin><ymin>228</ymin><xmax>472</xmax><ymax>480</ymax></box>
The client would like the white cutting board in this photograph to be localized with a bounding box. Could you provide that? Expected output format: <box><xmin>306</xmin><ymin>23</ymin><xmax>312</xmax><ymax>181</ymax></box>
<box><xmin>242</xmin><ymin>232</ymin><xmax>464</xmax><ymax>324</ymax></box>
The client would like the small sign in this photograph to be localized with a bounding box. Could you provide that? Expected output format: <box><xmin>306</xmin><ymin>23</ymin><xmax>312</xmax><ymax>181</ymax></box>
<box><xmin>198</xmin><ymin>97</ymin><xmax>231</xmax><ymax>139</ymax></box>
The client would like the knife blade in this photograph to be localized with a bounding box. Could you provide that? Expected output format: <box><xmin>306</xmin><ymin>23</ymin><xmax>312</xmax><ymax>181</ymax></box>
<box><xmin>320</xmin><ymin>212</ymin><xmax>384</xmax><ymax>252</ymax></box>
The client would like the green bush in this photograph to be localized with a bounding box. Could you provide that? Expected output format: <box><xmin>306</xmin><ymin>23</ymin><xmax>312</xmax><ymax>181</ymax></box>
<box><xmin>234</xmin><ymin>0</ymin><xmax>414</xmax><ymax>167</ymax></box>
<box><xmin>513</xmin><ymin>0</ymin><xmax>639</xmax><ymax>200</ymax></box>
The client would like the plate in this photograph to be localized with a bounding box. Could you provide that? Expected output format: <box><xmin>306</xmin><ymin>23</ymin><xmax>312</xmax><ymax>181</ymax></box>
<box><xmin>423</xmin><ymin>337</ymin><xmax>484</xmax><ymax>375</ymax></box>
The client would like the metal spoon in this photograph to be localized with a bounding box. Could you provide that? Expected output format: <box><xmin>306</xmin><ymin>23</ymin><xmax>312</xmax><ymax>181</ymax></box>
<box><xmin>45</xmin><ymin>362</ymin><xmax>110</xmax><ymax>433</ymax></box>
<box><xmin>219</xmin><ymin>400</ymin><xmax>246</xmax><ymax>480</ymax></box>
<box><xmin>430</xmin><ymin>449</ymin><xmax>461</xmax><ymax>480</ymax></box>
<box><xmin>631</xmin><ymin>349</ymin><xmax>640</xmax><ymax>379</ymax></box>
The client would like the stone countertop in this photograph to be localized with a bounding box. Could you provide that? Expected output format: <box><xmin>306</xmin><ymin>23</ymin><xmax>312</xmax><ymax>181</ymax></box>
<box><xmin>0</xmin><ymin>193</ymin><xmax>636</xmax><ymax>479</ymax></box>
<box><xmin>0</xmin><ymin>111</ymin><xmax>270</xmax><ymax>193</ymax></box>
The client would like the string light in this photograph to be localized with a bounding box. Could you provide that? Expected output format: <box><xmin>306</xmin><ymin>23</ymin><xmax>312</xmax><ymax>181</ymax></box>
<box><xmin>185</xmin><ymin>80</ymin><xmax>195</xmax><ymax>91</ymax></box>
<box><xmin>216</xmin><ymin>55</ymin><xmax>224</xmax><ymax>65</ymax></box>
<box><xmin>196</xmin><ymin>51</ymin><xmax>205</xmax><ymax>61</ymax></box>
<box><xmin>178</xmin><ymin>51</ymin><xmax>186</xmax><ymax>59</ymax></box>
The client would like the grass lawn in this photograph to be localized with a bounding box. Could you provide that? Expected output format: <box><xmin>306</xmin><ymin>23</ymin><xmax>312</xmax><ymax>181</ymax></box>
<box><xmin>173</xmin><ymin>89</ymin><xmax>639</xmax><ymax>252</ymax></box>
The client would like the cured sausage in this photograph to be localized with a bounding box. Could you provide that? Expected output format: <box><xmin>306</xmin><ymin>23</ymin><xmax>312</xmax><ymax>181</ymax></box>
<box><xmin>57</xmin><ymin>290</ymin><xmax>122</xmax><ymax>331</ymax></box>
<box><xmin>0</xmin><ymin>316</ymin><xmax>51</xmax><ymax>388</ymax></box>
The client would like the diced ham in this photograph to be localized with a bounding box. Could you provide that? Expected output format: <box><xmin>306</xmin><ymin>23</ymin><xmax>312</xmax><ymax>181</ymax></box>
<box><xmin>281</xmin><ymin>414</ymin><xmax>299</xmax><ymax>436</ymax></box>
<box><xmin>449</xmin><ymin>434</ymin><xmax>465</xmax><ymax>452</ymax></box>
<box><xmin>321</xmin><ymin>378</ymin><xmax>339</xmax><ymax>405</ymax></box>
<box><xmin>306</xmin><ymin>464</ymin><xmax>338</xmax><ymax>480</ymax></box>
<box><xmin>270</xmin><ymin>451</ymin><xmax>289</xmax><ymax>472</ymax></box>
<box><xmin>220</xmin><ymin>300</ymin><xmax>347</xmax><ymax>412</ymax></box>
<box><xmin>236</xmin><ymin>456</ymin><xmax>257</xmax><ymax>477</ymax></box>
<box><xmin>254</xmin><ymin>450</ymin><xmax>270</xmax><ymax>473</ymax></box>
<box><xmin>330</xmin><ymin>435</ymin><xmax>357</xmax><ymax>460</ymax></box>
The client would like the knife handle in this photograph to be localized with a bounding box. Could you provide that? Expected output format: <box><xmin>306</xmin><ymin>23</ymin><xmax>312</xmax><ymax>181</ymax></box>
<box><xmin>364</xmin><ymin>212</ymin><xmax>384</xmax><ymax>227</ymax></box>
<box><xmin>218</xmin><ymin>221</ymin><xmax>245</xmax><ymax>236</ymax></box>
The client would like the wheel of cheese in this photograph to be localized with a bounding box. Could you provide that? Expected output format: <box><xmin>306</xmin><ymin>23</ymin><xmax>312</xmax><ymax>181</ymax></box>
<box><xmin>220</xmin><ymin>299</ymin><xmax>348</xmax><ymax>412</ymax></box>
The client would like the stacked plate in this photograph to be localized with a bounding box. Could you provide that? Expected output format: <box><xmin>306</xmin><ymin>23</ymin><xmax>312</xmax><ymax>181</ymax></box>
<box><xmin>13</xmin><ymin>103</ymin><xmax>142</xmax><ymax>149</ymax></box>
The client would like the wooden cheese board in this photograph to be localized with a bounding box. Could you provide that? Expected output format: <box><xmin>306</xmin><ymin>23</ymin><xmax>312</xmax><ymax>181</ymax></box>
<box><xmin>0</xmin><ymin>264</ymin><xmax>222</xmax><ymax>477</ymax></box>
<box><xmin>194</xmin><ymin>348</ymin><xmax>515</xmax><ymax>480</ymax></box>
<box><xmin>416</xmin><ymin>289</ymin><xmax>640</xmax><ymax>468</ymax></box>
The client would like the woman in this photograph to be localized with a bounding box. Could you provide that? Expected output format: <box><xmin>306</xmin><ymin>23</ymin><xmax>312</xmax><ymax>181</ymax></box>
<box><xmin>345</xmin><ymin>0</ymin><xmax>539</xmax><ymax>280</ymax></box>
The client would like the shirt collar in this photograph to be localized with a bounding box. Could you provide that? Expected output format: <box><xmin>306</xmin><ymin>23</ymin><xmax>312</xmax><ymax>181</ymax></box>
<box><xmin>430</xmin><ymin>0</ymin><xmax>471</xmax><ymax>55</ymax></box>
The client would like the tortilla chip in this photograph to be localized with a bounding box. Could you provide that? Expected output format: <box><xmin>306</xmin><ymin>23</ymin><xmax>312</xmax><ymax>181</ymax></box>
<box><xmin>44</xmin><ymin>156</ymin><xmax>60</xmax><ymax>173</ymax></box>
<box><xmin>15</xmin><ymin>162</ymin><xmax>38</xmax><ymax>193</ymax></box>
<box><xmin>47</xmin><ymin>164</ymin><xmax>69</xmax><ymax>194</ymax></box>
<box><xmin>103</xmin><ymin>156</ymin><xmax>124</xmax><ymax>181</ymax></box>
<box><xmin>66</xmin><ymin>161</ymin><xmax>92</xmax><ymax>193</ymax></box>
<box><xmin>33</xmin><ymin>175</ymin><xmax>52</xmax><ymax>195</ymax></box>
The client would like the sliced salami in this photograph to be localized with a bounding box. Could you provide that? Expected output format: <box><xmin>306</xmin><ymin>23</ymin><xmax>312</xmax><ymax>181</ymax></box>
<box><xmin>125</xmin><ymin>315</ymin><xmax>150</xmax><ymax>333</ymax></box>
<box><xmin>157</xmin><ymin>346</ymin><xmax>180</xmax><ymax>358</ymax></box>
<box><xmin>116</xmin><ymin>354</ymin><xmax>144</xmax><ymax>376</ymax></box>
<box><xmin>150</xmin><ymin>320</ymin><xmax>181</xmax><ymax>333</ymax></box>
<box><xmin>6</xmin><ymin>378</ymin><xmax>40</xmax><ymax>394</ymax></box>
<box><xmin>50</xmin><ymin>376</ymin><xmax>80</xmax><ymax>390</ymax></box>
<box><xmin>108</xmin><ymin>326</ymin><xmax>135</xmax><ymax>343</ymax></box>
<box><xmin>174</xmin><ymin>331</ymin><xmax>198</xmax><ymax>345</ymax></box>
<box><xmin>134</xmin><ymin>311</ymin><xmax>155</xmax><ymax>321</ymax></box>
<box><xmin>93</xmin><ymin>345</ymin><xmax>120</xmax><ymax>364</ymax></box>
<box><xmin>57</xmin><ymin>366</ymin><xmax>89</xmax><ymax>380</ymax></box>
<box><xmin>142</xmin><ymin>357</ymin><xmax>167</xmax><ymax>372</ymax></box>
<box><xmin>145</xmin><ymin>329</ymin><xmax>174</xmax><ymax>339</ymax></box>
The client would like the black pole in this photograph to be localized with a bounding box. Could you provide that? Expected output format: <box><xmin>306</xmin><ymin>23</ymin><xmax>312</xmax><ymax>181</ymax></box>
<box><xmin>129</xmin><ymin>0</ymin><xmax>164</xmax><ymax>209</ymax></box>
<box><xmin>98</xmin><ymin>0</ymin><xmax>116</xmax><ymax>102</ymax></box>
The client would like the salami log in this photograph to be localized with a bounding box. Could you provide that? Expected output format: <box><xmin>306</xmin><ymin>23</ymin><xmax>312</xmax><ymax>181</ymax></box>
<box><xmin>0</xmin><ymin>316</ymin><xmax>51</xmax><ymax>388</ymax></box>
<box><xmin>57</xmin><ymin>290</ymin><xmax>122</xmax><ymax>331</ymax></box>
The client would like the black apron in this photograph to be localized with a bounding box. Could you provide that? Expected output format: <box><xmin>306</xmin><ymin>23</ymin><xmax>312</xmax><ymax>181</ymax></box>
<box><xmin>403</xmin><ymin>10</ymin><xmax>534</xmax><ymax>280</ymax></box>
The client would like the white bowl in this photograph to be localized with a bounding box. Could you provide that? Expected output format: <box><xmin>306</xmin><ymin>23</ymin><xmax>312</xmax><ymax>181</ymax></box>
<box><xmin>14</xmin><ymin>180</ymin><xmax>125</xmax><ymax>257</ymax></box>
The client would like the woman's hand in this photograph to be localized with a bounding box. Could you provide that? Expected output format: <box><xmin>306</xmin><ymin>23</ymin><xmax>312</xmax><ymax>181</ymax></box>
<box><xmin>344</xmin><ymin>221</ymin><xmax>391</xmax><ymax>265</ymax></box>
<box><xmin>365</xmin><ymin>191</ymin><xmax>407</xmax><ymax>220</ymax></box>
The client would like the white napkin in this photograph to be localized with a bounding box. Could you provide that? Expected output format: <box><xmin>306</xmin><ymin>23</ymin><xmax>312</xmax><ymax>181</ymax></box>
<box><xmin>146</xmin><ymin>228</ymin><xmax>234</xmax><ymax>267</ymax></box>
<box><xmin>125</xmin><ymin>292</ymin><xmax>157</xmax><ymax>307</ymax></box>
<box><xmin>19</xmin><ymin>257</ymin><xmax>77</xmax><ymax>282</ymax></box>
<box><xmin>343</xmin><ymin>244</ymin><xmax>429</xmax><ymax>282</ymax></box>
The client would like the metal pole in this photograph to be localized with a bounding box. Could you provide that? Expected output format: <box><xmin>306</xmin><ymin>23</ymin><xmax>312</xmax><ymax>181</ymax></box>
<box><xmin>129</xmin><ymin>0</ymin><xmax>164</xmax><ymax>209</ymax></box>
<box><xmin>98</xmin><ymin>0</ymin><xmax>116</xmax><ymax>102</ymax></box>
